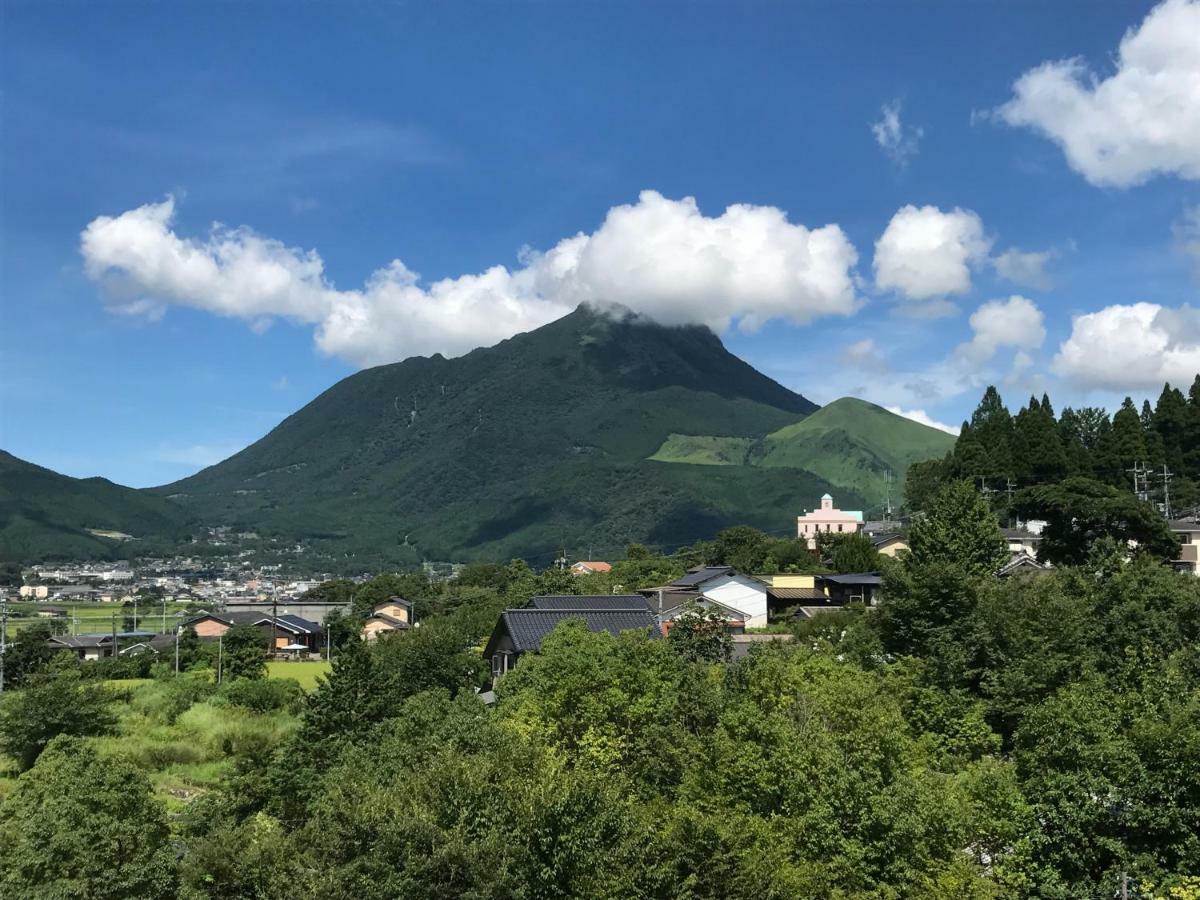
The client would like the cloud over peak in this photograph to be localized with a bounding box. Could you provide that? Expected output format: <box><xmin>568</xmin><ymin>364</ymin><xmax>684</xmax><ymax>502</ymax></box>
<box><xmin>81</xmin><ymin>192</ymin><xmax>861</xmax><ymax>367</ymax></box>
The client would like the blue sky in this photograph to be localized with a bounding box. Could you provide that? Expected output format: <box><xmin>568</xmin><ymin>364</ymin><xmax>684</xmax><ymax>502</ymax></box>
<box><xmin>2</xmin><ymin>0</ymin><xmax>1198</xmax><ymax>487</ymax></box>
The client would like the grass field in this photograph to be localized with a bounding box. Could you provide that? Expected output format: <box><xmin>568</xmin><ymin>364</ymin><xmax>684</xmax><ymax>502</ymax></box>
<box><xmin>0</xmin><ymin>673</ymin><xmax>306</xmax><ymax>811</ymax></box>
<box><xmin>266</xmin><ymin>659</ymin><xmax>331</xmax><ymax>690</ymax></box>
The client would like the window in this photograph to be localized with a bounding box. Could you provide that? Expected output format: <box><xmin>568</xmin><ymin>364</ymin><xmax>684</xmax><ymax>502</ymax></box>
<box><xmin>837</xmin><ymin>524</ymin><xmax>843</xmax><ymax>532</ymax></box>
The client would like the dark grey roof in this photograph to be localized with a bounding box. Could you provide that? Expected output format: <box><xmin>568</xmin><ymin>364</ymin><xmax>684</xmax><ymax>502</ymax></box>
<box><xmin>527</xmin><ymin>595</ymin><xmax>650</xmax><ymax>612</ymax></box>
<box><xmin>272</xmin><ymin>614</ymin><xmax>320</xmax><ymax>634</ymax></box>
<box><xmin>869</xmin><ymin>532</ymin><xmax>904</xmax><ymax>547</ymax></box>
<box><xmin>1169</xmin><ymin>520</ymin><xmax>1200</xmax><ymax>532</ymax></box>
<box><xmin>817</xmin><ymin>573</ymin><xmax>883</xmax><ymax>586</ymax></box>
<box><xmin>484</xmin><ymin>608</ymin><xmax>658</xmax><ymax>657</ymax></box>
<box><xmin>669</xmin><ymin>566</ymin><xmax>733</xmax><ymax>588</ymax></box>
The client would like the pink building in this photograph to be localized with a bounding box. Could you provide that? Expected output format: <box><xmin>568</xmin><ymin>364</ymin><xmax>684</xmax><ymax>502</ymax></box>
<box><xmin>797</xmin><ymin>494</ymin><xmax>863</xmax><ymax>549</ymax></box>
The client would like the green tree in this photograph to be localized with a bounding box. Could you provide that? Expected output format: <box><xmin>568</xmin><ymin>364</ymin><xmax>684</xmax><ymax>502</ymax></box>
<box><xmin>0</xmin><ymin>735</ymin><xmax>178</xmax><ymax>899</ymax></box>
<box><xmin>1096</xmin><ymin>397</ymin><xmax>1147</xmax><ymax>486</ymax></box>
<box><xmin>966</xmin><ymin>386</ymin><xmax>1014</xmax><ymax>480</ymax></box>
<box><xmin>1012</xmin><ymin>395</ymin><xmax>1067</xmax><ymax>483</ymax></box>
<box><xmin>1018</xmin><ymin>477</ymin><xmax>1179</xmax><ymax>566</ymax></box>
<box><xmin>711</xmin><ymin>525</ymin><xmax>772</xmax><ymax>571</ymax></box>
<box><xmin>223</xmin><ymin>623</ymin><xmax>268</xmax><ymax>681</ymax></box>
<box><xmin>823</xmin><ymin>531</ymin><xmax>881</xmax><ymax>573</ymax></box>
<box><xmin>905</xmin><ymin>456</ymin><xmax>950</xmax><ymax>513</ymax></box>
<box><xmin>907</xmin><ymin>480</ymin><xmax>1007</xmax><ymax>578</ymax></box>
<box><xmin>1</xmin><ymin>621</ymin><xmax>54</xmax><ymax>687</ymax></box>
<box><xmin>0</xmin><ymin>669</ymin><xmax>117</xmax><ymax>770</ymax></box>
<box><xmin>667</xmin><ymin>604</ymin><xmax>733</xmax><ymax>663</ymax></box>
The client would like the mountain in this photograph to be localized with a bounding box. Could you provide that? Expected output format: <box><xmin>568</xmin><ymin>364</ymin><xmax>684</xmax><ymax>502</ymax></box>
<box><xmin>155</xmin><ymin>305</ymin><xmax>844</xmax><ymax>566</ymax></box>
<box><xmin>650</xmin><ymin>397</ymin><xmax>957</xmax><ymax>509</ymax></box>
<box><xmin>0</xmin><ymin>451</ymin><xmax>194</xmax><ymax>562</ymax></box>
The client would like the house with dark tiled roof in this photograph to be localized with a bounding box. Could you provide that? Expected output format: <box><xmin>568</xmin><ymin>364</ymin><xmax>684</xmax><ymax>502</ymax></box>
<box><xmin>482</xmin><ymin>607</ymin><xmax>658</xmax><ymax>680</ymax></box>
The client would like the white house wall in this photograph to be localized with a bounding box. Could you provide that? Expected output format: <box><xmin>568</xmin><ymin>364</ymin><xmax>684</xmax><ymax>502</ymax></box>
<box><xmin>699</xmin><ymin>574</ymin><xmax>768</xmax><ymax>628</ymax></box>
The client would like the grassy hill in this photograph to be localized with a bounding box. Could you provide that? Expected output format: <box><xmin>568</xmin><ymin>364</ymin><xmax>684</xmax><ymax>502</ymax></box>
<box><xmin>0</xmin><ymin>451</ymin><xmax>194</xmax><ymax>562</ymax></box>
<box><xmin>649</xmin><ymin>397</ymin><xmax>955</xmax><ymax>514</ymax></box>
<box><xmin>154</xmin><ymin>305</ymin><xmax>848</xmax><ymax>566</ymax></box>
<box><xmin>756</xmin><ymin>397</ymin><xmax>955</xmax><ymax>504</ymax></box>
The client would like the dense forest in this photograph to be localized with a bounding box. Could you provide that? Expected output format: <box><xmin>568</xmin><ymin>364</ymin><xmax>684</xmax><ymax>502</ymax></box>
<box><xmin>907</xmin><ymin>377</ymin><xmax>1200</xmax><ymax>520</ymax></box>
<box><xmin>2</xmin><ymin>472</ymin><xmax>1198</xmax><ymax>899</ymax></box>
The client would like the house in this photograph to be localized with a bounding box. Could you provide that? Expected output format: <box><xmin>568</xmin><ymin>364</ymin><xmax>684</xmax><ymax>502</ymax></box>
<box><xmin>527</xmin><ymin>594</ymin><xmax>650</xmax><ymax>611</ymax></box>
<box><xmin>866</xmin><ymin>532</ymin><xmax>909</xmax><ymax>557</ymax></box>
<box><xmin>361</xmin><ymin>597</ymin><xmax>414</xmax><ymax>641</ymax></box>
<box><xmin>265</xmin><ymin>614</ymin><xmax>323</xmax><ymax>652</ymax></box>
<box><xmin>756</xmin><ymin>573</ymin><xmax>832</xmax><ymax>620</ymax></box>
<box><xmin>815</xmin><ymin>572</ymin><xmax>883</xmax><ymax>606</ymax></box>
<box><xmin>1168</xmin><ymin>520</ymin><xmax>1200</xmax><ymax>575</ymax></box>
<box><xmin>656</xmin><ymin>595</ymin><xmax>746</xmax><ymax>635</ymax></box>
<box><xmin>998</xmin><ymin>551</ymin><xmax>1053</xmax><ymax>578</ymax></box>
<box><xmin>48</xmin><ymin>631</ymin><xmax>159</xmax><ymax>661</ymax></box>
<box><xmin>483</xmin><ymin>607</ymin><xmax>659</xmax><ymax>679</ymax></box>
<box><xmin>797</xmin><ymin>494</ymin><xmax>864</xmax><ymax>549</ymax></box>
<box><xmin>639</xmin><ymin>566</ymin><xmax>770</xmax><ymax>628</ymax></box>
<box><xmin>570</xmin><ymin>561</ymin><xmax>612</xmax><ymax>576</ymax></box>
<box><xmin>18</xmin><ymin>585</ymin><xmax>49</xmax><ymax>600</ymax></box>
<box><xmin>183</xmin><ymin>610</ymin><xmax>323</xmax><ymax>652</ymax></box>
<box><xmin>1003</xmin><ymin>527</ymin><xmax>1044</xmax><ymax>560</ymax></box>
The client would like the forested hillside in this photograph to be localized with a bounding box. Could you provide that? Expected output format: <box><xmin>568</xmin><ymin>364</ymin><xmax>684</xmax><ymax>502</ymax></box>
<box><xmin>0</xmin><ymin>451</ymin><xmax>194</xmax><ymax>562</ymax></box>
<box><xmin>153</xmin><ymin>306</ymin><xmax>852</xmax><ymax>566</ymax></box>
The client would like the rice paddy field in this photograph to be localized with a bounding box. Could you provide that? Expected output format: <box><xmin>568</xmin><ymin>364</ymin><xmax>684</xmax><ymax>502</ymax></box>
<box><xmin>3</xmin><ymin>600</ymin><xmax>198</xmax><ymax>636</ymax></box>
<box><xmin>266</xmin><ymin>659</ymin><xmax>331</xmax><ymax>689</ymax></box>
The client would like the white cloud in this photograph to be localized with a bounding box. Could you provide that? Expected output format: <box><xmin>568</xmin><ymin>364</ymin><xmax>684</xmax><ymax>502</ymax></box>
<box><xmin>271</xmin><ymin>376</ymin><xmax>289</xmax><ymax>391</ymax></box>
<box><xmin>873</xmin><ymin>205</ymin><xmax>990</xmax><ymax>306</ymax></box>
<box><xmin>956</xmin><ymin>295</ymin><xmax>1046</xmax><ymax>365</ymax></box>
<box><xmin>842</xmin><ymin>338</ymin><xmax>890</xmax><ymax>372</ymax></box>
<box><xmin>884</xmin><ymin>406</ymin><xmax>960</xmax><ymax>435</ymax></box>
<box><xmin>871</xmin><ymin>101</ymin><xmax>923</xmax><ymax>167</ymax></box>
<box><xmin>82</xmin><ymin>192</ymin><xmax>861</xmax><ymax>367</ymax></box>
<box><xmin>995</xmin><ymin>0</ymin><xmax>1200</xmax><ymax>187</ymax></box>
<box><xmin>1052</xmin><ymin>302</ymin><xmax>1200</xmax><ymax>389</ymax></box>
<box><xmin>992</xmin><ymin>247</ymin><xmax>1055</xmax><ymax>290</ymax></box>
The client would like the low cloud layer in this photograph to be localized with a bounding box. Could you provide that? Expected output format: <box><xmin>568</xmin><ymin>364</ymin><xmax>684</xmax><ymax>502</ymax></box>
<box><xmin>1052</xmin><ymin>302</ymin><xmax>1200</xmax><ymax>390</ymax></box>
<box><xmin>995</xmin><ymin>0</ymin><xmax>1200</xmax><ymax>188</ymax></box>
<box><xmin>81</xmin><ymin>192</ymin><xmax>861</xmax><ymax>367</ymax></box>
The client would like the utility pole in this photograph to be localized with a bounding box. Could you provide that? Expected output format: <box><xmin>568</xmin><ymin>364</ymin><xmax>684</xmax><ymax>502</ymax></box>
<box><xmin>111</xmin><ymin>612</ymin><xmax>117</xmax><ymax>661</ymax></box>
<box><xmin>217</xmin><ymin>634</ymin><xmax>223</xmax><ymax>684</ymax></box>
<box><xmin>1120</xmin><ymin>872</ymin><xmax>1129</xmax><ymax>900</ymax></box>
<box><xmin>174</xmin><ymin>626</ymin><xmax>180</xmax><ymax>676</ymax></box>
<box><xmin>1127</xmin><ymin>461</ymin><xmax>1149</xmax><ymax>504</ymax></box>
<box><xmin>0</xmin><ymin>600</ymin><xmax>8</xmax><ymax>694</ymax></box>
<box><xmin>1160</xmin><ymin>464</ymin><xmax>1173</xmax><ymax>520</ymax></box>
<box><xmin>270</xmin><ymin>580</ymin><xmax>279</xmax><ymax>661</ymax></box>
<box><xmin>883</xmin><ymin>470</ymin><xmax>893</xmax><ymax>522</ymax></box>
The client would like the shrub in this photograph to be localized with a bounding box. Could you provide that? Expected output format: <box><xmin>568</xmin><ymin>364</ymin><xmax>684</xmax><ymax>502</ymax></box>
<box><xmin>220</xmin><ymin>678</ymin><xmax>305</xmax><ymax>714</ymax></box>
